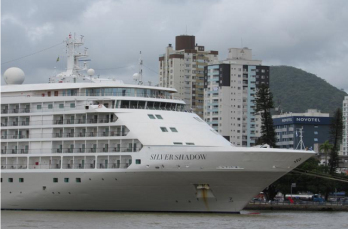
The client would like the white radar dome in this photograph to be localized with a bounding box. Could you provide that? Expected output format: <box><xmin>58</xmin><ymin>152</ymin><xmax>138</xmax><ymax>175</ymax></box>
<box><xmin>133</xmin><ymin>73</ymin><xmax>140</xmax><ymax>80</ymax></box>
<box><xmin>87</xmin><ymin>68</ymin><xmax>95</xmax><ymax>76</ymax></box>
<box><xmin>3</xmin><ymin>67</ymin><xmax>25</xmax><ymax>85</ymax></box>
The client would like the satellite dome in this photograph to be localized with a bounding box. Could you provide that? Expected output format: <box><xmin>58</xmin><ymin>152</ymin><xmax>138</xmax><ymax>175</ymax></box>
<box><xmin>133</xmin><ymin>73</ymin><xmax>140</xmax><ymax>80</ymax></box>
<box><xmin>3</xmin><ymin>67</ymin><xmax>25</xmax><ymax>85</ymax></box>
<box><xmin>87</xmin><ymin>68</ymin><xmax>95</xmax><ymax>76</ymax></box>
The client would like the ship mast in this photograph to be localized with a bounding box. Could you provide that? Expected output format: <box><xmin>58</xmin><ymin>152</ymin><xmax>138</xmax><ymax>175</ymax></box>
<box><xmin>66</xmin><ymin>33</ymin><xmax>88</xmax><ymax>77</ymax></box>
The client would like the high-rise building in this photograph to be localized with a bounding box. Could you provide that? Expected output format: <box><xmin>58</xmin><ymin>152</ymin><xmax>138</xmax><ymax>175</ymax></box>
<box><xmin>342</xmin><ymin>96</ymin><xmax>348</xmax><ymax>156</ymax></box>
<box><xmin>158</xmin><ymin>35</ymin><xmax>218</xmax><ymax>117</ymax></box>
<box><xmin>203</xmin><ymin>48</ymin><xmax>269</xmax><ymax>147</ymax></box>
<box><xmin>272</xmin><ymin>109</ymin><xmax>332</xmax><ymax>149</ymax></box>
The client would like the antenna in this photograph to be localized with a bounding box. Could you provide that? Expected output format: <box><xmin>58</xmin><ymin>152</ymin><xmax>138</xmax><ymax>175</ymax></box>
<box><xmin>139</xmin><ymin>51</ymin><xmax>143</xmax><ymax>84</ymax></box>
<box><xmin>186</xmin><ymin>25</ymin><xmax>187</xmax><ymax>35</ymax></box>
<box><xmin>295</xmin><ymin>127</ymin><xmax>306</xmax><ymax>150</ymax></box>
<box><xmin>133</xmin><ymin>51</ymin><xmax>143</xmax><ymax>85</ymax></box>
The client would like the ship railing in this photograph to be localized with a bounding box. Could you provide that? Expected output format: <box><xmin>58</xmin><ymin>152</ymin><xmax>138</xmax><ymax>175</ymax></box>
<box><xmin>2</xmin><ymin>149</ymin><xmax>29</xmax><ymax>154</ymax></box>
<box><xmin>1</xmin><ymin>132</ymin><xmax>129</xmax><ymax>139</ymax></box>
<box><xmin>1</xmin><ymin>164</ymin><xmax>28</xmax><ymax>169</ymax></box>
<box><xmin>50</xmin><ymin>147</ymin><xmax>141</xmax><ymax>154</ymax></box>
<box><xmin>1</xmin><ymin>134</ymin><xmax>29</xmax><ymax>139</ymax></box>
<box><xmin>1</xmin><ymin>163</ymin><xmax>133</xmax><ymax>170</ymax></box>
<box><xmin>1</xmin><ymin>92</ymin><xmax>176</xmax><ymax>100</ymax></box>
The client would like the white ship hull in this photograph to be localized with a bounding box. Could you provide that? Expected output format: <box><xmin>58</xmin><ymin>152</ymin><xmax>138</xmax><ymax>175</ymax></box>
<box><xmin>1</xmin><ymin>148</ymin><xmax>313</xmax><ymax>213</ymax></box>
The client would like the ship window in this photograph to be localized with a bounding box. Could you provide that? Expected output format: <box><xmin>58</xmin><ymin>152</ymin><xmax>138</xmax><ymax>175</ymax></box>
<box><xmin>59</xmin><ymin>104</ymin><xmax>64</xmax><ymax>109</ymax></box>
<box><xmin>70</xmin><ymin>103</ymin><xmax>75</xmax><ymax>108</ymax></box>
<box><xmin>53</xmin><ymin>178</ymin><xmax>58</xmax><ymax>183</ymax></box>
<box><xmin>170</xmin><ymin>127</ymin><xmax>178</xmax><ymax>132</ymax></box>
<box><xmin>136</xmin><ymin>159</ymin><xmax>141</xmax><ymax>164</ymax></box>
<box><xmin>64</xmin><ymin>178</ymin><xmax>69</xmax><ymax>183</ymax></box>
<box><xmin>19</xmin><ymin>178</ymin><xmax>24</xmax><ymax>183</ymax></box>
<box><xmin>54</xmin><ymin>91</ymin><xmax>58</xmax><ymax>96</ymax></box>
<box><xmin>155</xmin><ymin>115</ymin><xmax>163</xmax><ymax>119</ymax></box>
<box><xmin>37</xmin><ymin>105</ymin><xmax>42</xmax><ymax>110</ymax></box>
<box><xmin>76</xmin><ymin>178</ymin><xmax>81</xmax><ymax>183</ymax></box>
<box><xmin>148</xmin><ymin>114</ymin><xmax>155</xmax><ymax>119</ymax></box>
<box><xmin>186</xmin><ymin>143</ymin><xmax>195</xmax><ymax>145</ymax></box>
<box><xmin>48</xmin><ymin>104</ymin><xmax>53</xmax><ymax>109</ymax></box>
<box><xmin>173</xmin><ymin>142</ymin><xmax>183</xmax><ymax>145</ymax></box>
<box><xmin>1</xmin><ymin>178</ymin><xmax>2</xmax><ymax>182</ymax></box>
<box><xmin>8</xmin><ymin>178</ymin><xmax>13</xmax><ymax>183</ymax></box>
<box><xmin>160</xmin><ymin>127</ymin><xmax>168</xmax><ymax>132</ymax></box>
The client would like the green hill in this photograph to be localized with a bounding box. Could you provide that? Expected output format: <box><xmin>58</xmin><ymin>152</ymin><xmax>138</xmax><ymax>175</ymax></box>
<box><xmin>270</xmin><ymin>66</ymin><xmax>347</xmax><ymax>114</ymax></box>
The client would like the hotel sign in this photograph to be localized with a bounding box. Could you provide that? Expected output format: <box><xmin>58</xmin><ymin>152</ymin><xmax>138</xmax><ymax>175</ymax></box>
<box><xmin>273</xmin><ymin>116</ymin><xmax>332</xmax><ymax>125</ymax></box>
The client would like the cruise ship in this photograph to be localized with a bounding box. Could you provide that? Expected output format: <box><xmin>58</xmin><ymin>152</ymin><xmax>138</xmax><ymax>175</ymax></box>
<box><xmin>1</xmin><ymin>35</ymin><xmax>314</xmax><ymax>213</ymax></box>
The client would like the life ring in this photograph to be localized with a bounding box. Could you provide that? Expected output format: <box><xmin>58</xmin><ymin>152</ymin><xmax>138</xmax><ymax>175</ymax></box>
<box><xmin>98</xmin><ymin>104</ymin><xmax>102</xmax><ymax>108</ymax></box>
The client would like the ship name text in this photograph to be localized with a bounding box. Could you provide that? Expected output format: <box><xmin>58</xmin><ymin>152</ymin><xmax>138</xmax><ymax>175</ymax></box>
<box><xmin>150</xmin><ymin>154</ymin><xmax>206</xmax><ymax>160</ymax></box>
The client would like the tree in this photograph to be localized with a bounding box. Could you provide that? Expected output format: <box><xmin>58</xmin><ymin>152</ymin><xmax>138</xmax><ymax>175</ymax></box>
<box><xmin>255</xmin><ymin>84</ymin><xmax>277</xmax><ymax>147</ymax></box>
<box><xmin>329</xmin><ymin>108</ymin><xmax>343</xmax><ymax>175</ymax></box>
<box><xmin>319</xmin><ymin>140</ymin><xmax>333</xmax><ymax>169</ymax></box>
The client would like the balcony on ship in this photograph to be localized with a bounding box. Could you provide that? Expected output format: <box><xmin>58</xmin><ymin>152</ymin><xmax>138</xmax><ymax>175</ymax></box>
<box><xmin>1</xmin><ymin>117</ymin><xmax>8</xmax><ymax>127</ymax></box>
<box><xmin>1</xmin><ymin>105</ymin><xmax>9</xmax><ymax>114</ymax></box>
<box><xmin>19</xmin><ymin>116</ymin><xmax>30</xmax><ymax>126</ymax></box>
<box><xmin>8</xmin><ymin>117</ymin><xmax>19</xmax><ymax>127</ymax></box>
<box><xmin>64</xmin><ymin>128</ymin><xmax>75</xmax><ymax>138</ymax></box>
<box><xmin>75</xmin><ymin>141</ymin><xmax>86</xmax><ymax>153</ymax></box>
<box><xmin>87</xmin><ymin>127</ymin><xmax>97</xmax><ymax>137</ymax></box>
<box><xmin>53</xmin><ymin>115</ymin><xmax>64</xmax><ymax>125</ymax></box>
<box><xmin>20</xmin><ymin>104</ymin><xmax>31</xmax><ymax>113</ymax></box>
<box><xmin>98</xmin><ymin>127</ymin><xmax>110</xmax><ymax>137</ymax></box>
<box><xmin>53</xmin><ymin>128</ymin><xmax>63</xmax><ymax>138</ymax></box>
<box><xmin>63</xmin><ymin>141</ymin><xmax>75</xmax><ymax>153</ymax></box>
<box><xmin>8</xmin><ymin>104</ymin><xmax>19</xmax><ymax>114</ymax></box>
<box><xmin>75</xmin><ymin>127</ymin><xmax>87</xmax><ymax>137</ymax></box>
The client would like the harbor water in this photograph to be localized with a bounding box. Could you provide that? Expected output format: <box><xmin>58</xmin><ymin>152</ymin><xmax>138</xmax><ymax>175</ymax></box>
<box><xmin>1</xmin><ymin>210</ymin><xmax>348</xmax><ymax>229</ymax></box>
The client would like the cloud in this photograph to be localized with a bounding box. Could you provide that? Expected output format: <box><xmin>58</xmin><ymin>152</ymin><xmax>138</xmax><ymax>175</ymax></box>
<box><xmin>1</xmin><ymin>0</ymin><xmax>348</xmax><ymax>93</ymax></box>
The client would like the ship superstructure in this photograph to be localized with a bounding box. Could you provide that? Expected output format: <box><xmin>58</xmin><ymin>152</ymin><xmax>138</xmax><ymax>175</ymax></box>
<box><xmin>0</xmin><ymin>35</ymin><xmax>314</xmax><ymax>212</ymax></box>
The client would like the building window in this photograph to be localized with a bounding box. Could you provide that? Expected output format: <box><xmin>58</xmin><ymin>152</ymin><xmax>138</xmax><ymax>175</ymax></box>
<box><xmin>19</xmin><ymin>178</ymin><xmax>24</xmax><ymax>183</ymax></box>
<box><xmin>136</xmin><ymin>159</ymin><xmax>141</xmax><ymax>164</ymax></box>
<box><xmin>53</xmin><ymin>178</ymin><xmax>58</xmax><ymax>183</ymax></box>
<box><xmin>59</xmin><ymin>104</ymin><xmax>64</xmax><ymax>109</ymax></box>
<box><xmin>148</xmin><ymin>114</ymin><xmax>155</xmax><ymax>119</ymax></box>
<box><xmin>70</xmin><ymin>103</ymin><xmax>75</xmax><ymax>108</ymax></box>
<box><xmin>160</xmin><ymin>127</ymin><xmax>168</xmax><ymax>132</ymax></box>
<box><xmin>170</xmin><ymin>127</ymin><xmax>178</xmax><ymax>132</ymax></box>
<box><xmin>314</xmin><ymin>138</ymin><xmax>318</xmax><ymax>142</ymax></box>
<box><xmin>8</xmin><ymin>178</ymin><xmax>13</xmax><ymax>183</ymax></box>
<box><xmin>64</xmin><ymin>178</ymin><xmax>69</xmax><ymax>183</ymax></box>
<box><xmin>155</xmin><ymin>115</ymin><xmax>163</xmax><ymax>119</ymax></box>
<box><xmin>48</xmin><ymin>104</ymin><xmax>53</xmax><ymax>109</ymax></box>
<box><xmin>314</xmin><ymin>131</ymin><xmax>318</xmax><ymax>135</ymax></box>
<box><xmin>314</xmin><ymin>125</ymin><xmax>318</xmax><ymax>128</ymax></box>
<box><xmin>76</xmin><ymin>178</ymin><xmax>81</xmax><ymax>183</ymax></box>
<box><xmin>37</xmin><ymin>105</ymin><xmax>42</xmax><ymax>110</ymax></box>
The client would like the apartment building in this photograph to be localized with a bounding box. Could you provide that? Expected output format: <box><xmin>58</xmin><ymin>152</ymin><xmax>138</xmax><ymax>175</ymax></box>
<box><xmin>342</xmin><ymin>96</ymin><xmax>348</xmax><ymax>156</ymax></box>
<box><xmin>158</xmin><ymin>35</ymin><xmax>218</xmax><ymax>117</ymax></box>
<box><xmin>203</xmin><ymin>48</ymin><xmax>269</xmax><ymax>147</ymax></box>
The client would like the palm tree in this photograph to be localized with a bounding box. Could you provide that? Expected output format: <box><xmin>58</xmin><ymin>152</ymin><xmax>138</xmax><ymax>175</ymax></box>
<box><xmin>319</xmin><ymin>140</ymin><xmax>333</xmax><ymax>168</ymax></box>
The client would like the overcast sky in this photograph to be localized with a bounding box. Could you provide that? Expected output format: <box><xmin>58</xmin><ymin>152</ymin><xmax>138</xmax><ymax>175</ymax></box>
<box><xmin>1</xmin><ymin>0</ymin><xmax>348</xmax><ymax>92</ymax></box>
